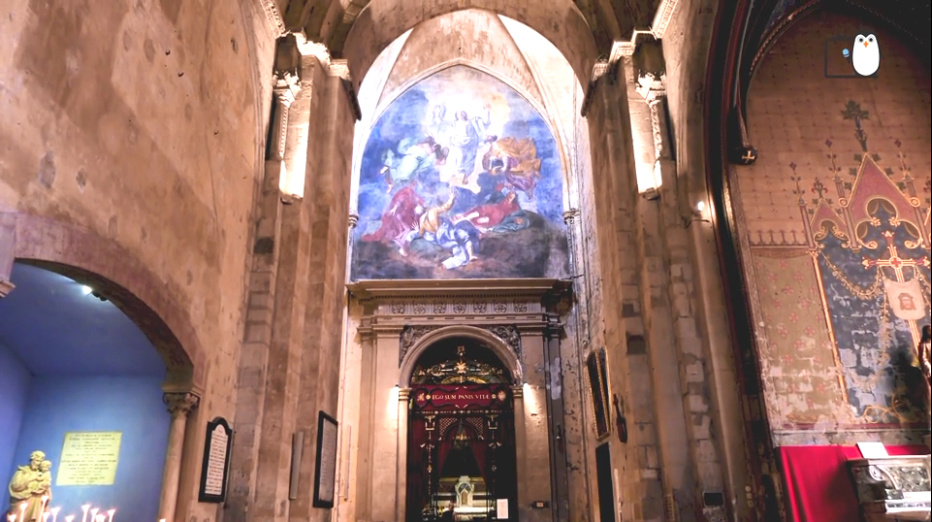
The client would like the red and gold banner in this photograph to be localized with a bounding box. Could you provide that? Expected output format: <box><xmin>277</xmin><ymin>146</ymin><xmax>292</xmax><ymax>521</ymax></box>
<box><xmin>411</xmin><ymin>384</ymin><xmax>511</xmax><ymax>411</ymax></box>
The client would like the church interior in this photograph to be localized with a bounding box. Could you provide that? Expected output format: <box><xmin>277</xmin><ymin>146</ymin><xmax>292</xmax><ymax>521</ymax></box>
<box><xmin>0</xmin><ymin>0</ymin><xmax>929</xmax><ymax>521</ymax></box>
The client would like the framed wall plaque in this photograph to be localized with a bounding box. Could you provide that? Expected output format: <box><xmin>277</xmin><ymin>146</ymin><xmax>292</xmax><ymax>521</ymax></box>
<box><xmin>198</xmin><ymin>417</ymin><xmax>234</xmax><ymax>503</ymax></box>
<box><xmin>586</xmin><ymin>349</ymin><xmax>611</xmax><ymax>439</ymax></box>
<box><xmin>313</xmin><ymin>411</ymin><xmax>339</xmax><ymax>508</ymax></box>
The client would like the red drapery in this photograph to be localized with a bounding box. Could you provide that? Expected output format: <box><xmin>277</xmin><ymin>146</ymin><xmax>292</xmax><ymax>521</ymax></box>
<box><xmin>779</xmin><ymin>444</ymin><xmax>930</xmax><ymax>522</ymax></box>
<box><xmin>406</xmin><ymin>416</ymin><xmax>430</xmax><ymax>521</ymax></box>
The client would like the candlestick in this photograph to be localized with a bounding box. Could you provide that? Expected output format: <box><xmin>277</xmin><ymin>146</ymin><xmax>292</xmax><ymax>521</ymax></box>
<box><xmin>89</xmin><ymin>509</ymin><xmax>98</xmax><ymax>522</ymax></box>
<box><xmin>8</xmin><ymin>514</ymin><xmax>16</xmax><ymax>522</ymax></box>
<box><xmin>65</xmin><ymin>516</ymin><xmax>74</xmax><ymax>522</ymax></box>
<box><xmin>51</xmin><ymin>507</ymin><xmax>60</xmax><ymax>522</ymax></box>
<box><xmin>41</xmin><ymin>514</ymin><xmax>49</xmax><ymax>522</ymax></box>
<box><xmin>40</xmin><ymin>495</ymin><xmax>49</xmax><ymax>515</ymax></box>
<box><xmin>18</xmin><ymin>503</ymin><xmax>26</xmax><ymax>521</ymax></box>
<box><xmin>94</xmin><ymin>516</ymin><xmax>104</xmax><ymax>522</ymax></box>
<box><xmin>105</xmin><ymin>510</ymin><xmax>114</xmax><ymax>522</ymax></box>
<box><xmin>80</xmin><ymin>505</ymin><xmax>90</xmax><ymax>522</ymax></box>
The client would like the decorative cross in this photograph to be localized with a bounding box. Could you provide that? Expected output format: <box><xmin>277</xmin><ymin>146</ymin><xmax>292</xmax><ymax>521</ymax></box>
<box><xmin>741</xmin><ymin>149</ymin><xmax>757</xmax><ymax>163</ymax></box>
<box><xmin>861</xmin><ymin>230</ymin><xmax>930</xmax><ymax>274</ymax></box>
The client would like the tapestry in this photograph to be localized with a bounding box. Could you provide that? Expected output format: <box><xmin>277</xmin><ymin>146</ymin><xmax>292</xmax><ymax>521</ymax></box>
<box><xmin>351</xmin><ymin>65</ymin><xmax>569</xmax><ymax>280</ymax></box>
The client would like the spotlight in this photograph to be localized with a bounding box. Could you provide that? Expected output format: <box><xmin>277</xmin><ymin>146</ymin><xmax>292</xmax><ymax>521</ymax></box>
<box><xmin>697</xmin><ymin>201</ymin><xmax>705</xmax><ymax>212</ymax></box>
<box><xmin>81</xmin><ymin>285</ymin><xmax>93</xmax><ymax>295</ymax></box>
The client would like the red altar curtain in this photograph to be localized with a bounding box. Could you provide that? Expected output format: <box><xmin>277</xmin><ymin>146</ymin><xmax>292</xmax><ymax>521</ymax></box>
<box><xmin>779</xmin><ymin>444</ymin><xmax>930</xmax><ymax>522</ymax></box>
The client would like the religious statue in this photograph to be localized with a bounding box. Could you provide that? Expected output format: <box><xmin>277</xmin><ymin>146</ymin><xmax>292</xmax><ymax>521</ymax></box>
<box><xmin>921</xmin><ymin>325</ymin><xmax>931</xmax><ymax>417</ymax></box>
<box><xmin>7</xmin><ymin>451</ymin><xmax>53</xmax><ymax>522</ymax></box>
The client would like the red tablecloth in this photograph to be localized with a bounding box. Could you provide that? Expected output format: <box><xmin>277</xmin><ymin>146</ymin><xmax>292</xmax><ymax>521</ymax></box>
<box><xmin>779</xmin><ymin>445</ymin><xmax>930</xmax><ymax>522</ymax></box>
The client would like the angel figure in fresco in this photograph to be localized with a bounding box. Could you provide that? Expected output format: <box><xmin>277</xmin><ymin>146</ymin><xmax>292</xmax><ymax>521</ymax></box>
<box><xmin>379</xmin><ymin>137</ymin><xmax>449</xmax><ymax>193</ymax></box>
<box><xmin>430</xmin><ymin>104</ymin><xmax>492</xmax><ymax>187</ymax></box>
<box><xmin>480</xmin><ymin>136</ymin><xmax>543</xmax><ymax>199</ymax></box>
<box><xmin>7</xmin><ymin>451</ymin><xmax>52</xmax><ymax>522</ymax></box>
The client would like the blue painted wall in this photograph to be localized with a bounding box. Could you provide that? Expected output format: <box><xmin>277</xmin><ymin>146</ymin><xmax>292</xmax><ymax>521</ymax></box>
<box><xmin>0</xmin><ymin>341</ymin><xmax>31</xmax><ymax>498</ymax></box>
<box><xmin>4</xmin><ymin>377</ymin><xmax>169</xmax><ymax>519</ymax></box>
<box><xmin>351</xmin><ymin>65</ymin><xmax>569</xmax><ymax>280</ymax></box>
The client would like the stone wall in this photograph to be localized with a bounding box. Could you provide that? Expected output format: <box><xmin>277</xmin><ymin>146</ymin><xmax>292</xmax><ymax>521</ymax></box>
<box><xmin>0</xmin><ymin>0</ymin><xmax>277</xmax><ymax>519</ymax></box>
<box><xmin>738</xmin><ymin>9</ymin><xmax>931</xmax><ymax>445</ymax></box>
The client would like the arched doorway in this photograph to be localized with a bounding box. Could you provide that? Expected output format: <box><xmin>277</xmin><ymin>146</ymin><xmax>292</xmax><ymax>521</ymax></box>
<box><xmin>405</xmin><ymin>337</ymin><xmax>518</xmax><ymax>522</ymax></box>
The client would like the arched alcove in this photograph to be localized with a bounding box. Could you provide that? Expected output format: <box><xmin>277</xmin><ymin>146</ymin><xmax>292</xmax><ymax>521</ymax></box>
<box><xmin>0</xmin><ymin>262</ymin><xmax>171</xmax><ymax>520</ymax></box>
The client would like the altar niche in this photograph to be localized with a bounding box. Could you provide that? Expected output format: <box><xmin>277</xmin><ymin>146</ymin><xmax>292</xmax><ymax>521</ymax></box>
<box><xmin>406</xmin><ymin>342</ymin><xmax>518</xmax><ymax>522</ymax></box>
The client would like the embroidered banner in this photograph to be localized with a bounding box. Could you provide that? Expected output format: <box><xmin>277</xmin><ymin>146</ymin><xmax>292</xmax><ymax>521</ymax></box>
<box><xmin>883</xmin><ymin>277</ymin><xmax>927</xmax><ymax>321</ymax></box>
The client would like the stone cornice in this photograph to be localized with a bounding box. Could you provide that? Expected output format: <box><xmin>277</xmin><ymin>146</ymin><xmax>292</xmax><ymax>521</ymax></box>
<box><xmin>257</xmin><ymin>0</ymin><xmax>287</xmax><ymax>38</ymax></box>
<box><xmin>347</xmin><ymin>278</ymin><xmax>568</xmax><ymax>300</ymax></box>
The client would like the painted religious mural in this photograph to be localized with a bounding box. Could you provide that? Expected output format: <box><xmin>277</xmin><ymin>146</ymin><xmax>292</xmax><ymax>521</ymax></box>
<box><xmin>350</xmin><ymin>66</ymin><xmax>569</xmax><ymax>280</ymax></box>
<box><xmin>748</xmin><ymin>100</ymin><xmax>931</xmax><ymax>430</ymax></box>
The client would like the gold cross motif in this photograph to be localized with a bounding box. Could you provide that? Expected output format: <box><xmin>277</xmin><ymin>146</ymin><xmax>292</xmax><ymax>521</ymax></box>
<box><xmin>861</xmin><ymin>231</ymin><xmax>930</xmax><ymax>273</ymax></box>
<box><xmin>741</xmin><ymin>149</ymin><xmax>756</xmax><ymax>163</ymax></box>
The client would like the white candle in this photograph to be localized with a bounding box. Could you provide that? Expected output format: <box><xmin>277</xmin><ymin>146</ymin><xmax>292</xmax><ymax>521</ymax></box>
<box><xmin>50</xmin><ymin>507</ymin><xmax>61</xmax><ymax>522</ymax></box>
<box><xmin>89</xmin><ymin>509</ymin><xmax>98</xmax><ymax>522</ymax></box>
<box><xmin>94</xmin><ymin>516</ymin><xmax>104</xmax><ymax>522</ymax></box>
<box><xmin>65</xmin><ymin>517</ymin><xmax>74</xmax><ymax>522</ymax></box>
<box><xmin>40</xmin><ymin>495</ymin><xmax>49</xmax><ymax>515</ymax></box>
<box><xmin>41</xmin><ymin>514</ymin><xmax>49</xmax><ymax>522</ymax></box>
<box><xmin>80</xmin><ymin>505</ymin><xmax>90</xmax><ymax>522</ymax></box>
<box><xmin>8</xmin><ymin>514</ymin><xmax>16</xmax><ymax>522</ymax></box>
<box><xmin>19</xmin><ymin>503</ymin><xmax>27</xmax><ymax>521</ymax></box>
<box><xmin>105</xmin><ymin>511</ymin><xmax>114</xmax><ymax>522</ymax></box>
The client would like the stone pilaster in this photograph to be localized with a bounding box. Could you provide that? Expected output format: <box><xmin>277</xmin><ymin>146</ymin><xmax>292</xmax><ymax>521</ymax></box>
<box><xmin>227</xmin><ymin>34</ymin><xmax>328</xmax><ymax>522</ymax></box>
<box><xmin>584</xmin><ymin>52</ymin><xmax>665</xmax><ymax>522</ymax></box>
<box><xmin>159</xmin><ymin>391</ymin><xmax>200</xmax><ymax>522</ymax></box>
<box><xmin>289</xmin><ymin>52</ymin><xmax>357</xmax><ymax>522</ymax></box>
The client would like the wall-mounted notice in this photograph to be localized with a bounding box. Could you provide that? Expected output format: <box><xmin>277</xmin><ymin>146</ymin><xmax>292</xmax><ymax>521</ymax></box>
<box><xmin>496</xmin><ymin>499</ymin><xmax>509</xmax><ymax>519</ymax></box>
<box><xmin>199</xmin><ymin>418</ymin><xmax>234</xmax><ymax>503</ymax></box>
<box><xmin>56</xmin><ymin>432</ymin><xmax>123</xmax><ymax>486</ymax></box>
<box><xmin>313</xmin><ymin>411</ymin><xmax>339</xmax><ymax>508</ymax></box>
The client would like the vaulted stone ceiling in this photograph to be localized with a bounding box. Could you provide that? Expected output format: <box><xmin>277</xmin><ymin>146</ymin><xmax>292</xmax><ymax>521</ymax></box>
<box><xmin>270</xmin><ymin>0</ymin><xmax>665</xmax><ymax>57</ymax></box>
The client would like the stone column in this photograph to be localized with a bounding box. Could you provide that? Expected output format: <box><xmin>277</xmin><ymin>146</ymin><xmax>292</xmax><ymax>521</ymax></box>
<box><xmin>159</xmin><ymin>391</ymin><xmax>200</xmax><ymax>521</ymax></box>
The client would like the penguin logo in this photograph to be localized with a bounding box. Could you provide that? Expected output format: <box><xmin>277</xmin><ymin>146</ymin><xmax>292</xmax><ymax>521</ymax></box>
<box><xmin>851</xmin><ymin>33</ymin><xmax>880</xmax><ymax>76</ymax></box>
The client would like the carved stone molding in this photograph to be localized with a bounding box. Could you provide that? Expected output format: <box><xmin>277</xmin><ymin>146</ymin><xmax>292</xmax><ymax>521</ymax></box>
<box><xmin>400</xmin><ymin>325</ymin><xmax>444</xmax><ymax>365</ymax></box>
<box><xmin>257</xmin><ymin>0</ymin><xmax>286</xmax><ymax>38</ymax></box>
<box><xmin>651</xmin><ymin>0</ymin><xmax>682</xmax><ymax>39</ymax></box>
<box><xmin>163</xmin><ymin>392</ymin><xmax>200</xmax><ymax>417</ymax></box>
<box><xmin>483</xmin><ymin>325</ymin><xmax>522</xmax><ymax>361</ymax></box>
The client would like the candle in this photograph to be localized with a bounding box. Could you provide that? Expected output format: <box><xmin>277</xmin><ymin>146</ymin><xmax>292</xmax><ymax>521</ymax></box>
<box><xmin>8</xmin><ymin>514</ymin><xmax>16</xmax><ymax>522</ymax></box>
<box><xmin>51</xmin><ymin>508</ymin><xmax>61</xmax><ymax>522</ymax></box>
<box><xmin>94</xmin><ymin>516</ymin><xmax>104</xmax><ymax>522</ymax></box>
<box><xmin>65</xmin><ymin>517</ymin><xmax>74</xmax><ymax>522</ymax></box>
<box><xmin>40</xmin><ymin>495</ymin><xmax>49</xmax><ymax>515</ymax></box>
<box><xmin>41</xmin><ymin>514</ymin><xmax>49</xmax><ymax>522</ymax></box>
<box><xmin>19</xmin><ymin>503</ymin><xmax>26</xmax><ymax>521</ymax></box>
<box><xmin>89</xmin><ymin>509</ymin><xmax>98</xmax><ymax>522</ymax></box>
<box><xmin>80</xmin><ymin>505</ymin><xmax>90</xmax><ymax>522</ymax></box>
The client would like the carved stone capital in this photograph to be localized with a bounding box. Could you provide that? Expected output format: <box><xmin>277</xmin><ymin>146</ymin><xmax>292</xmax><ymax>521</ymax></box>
<box><xmin>636</xmin><ymin>73</ymin><xmax>666</xmax><ymax>102</ymax></box>
<box><xmin>163</xmin><ymin>392</ymin><xmax>200</xmax><ymax>417</ymax></box>
<box><xmin>563</xmin><ymin>208</ymin><xmax>580</xmax><ymax>226</ymax></box>
<box><xmin>0</xmin><ymin>279</ymin><xmax>14</xmax><ymax>298</ymax></box>
<box><xmin>273</xmin><ymin>69</ymin><xmax>301</xmax><ymax>107</ymax></box>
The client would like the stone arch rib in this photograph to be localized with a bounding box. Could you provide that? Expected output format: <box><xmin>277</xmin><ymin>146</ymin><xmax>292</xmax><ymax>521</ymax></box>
<box><xmin>5</xmin><ymin>212</ymin><xmax>204</xmax><ymax>390</ymax></box>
